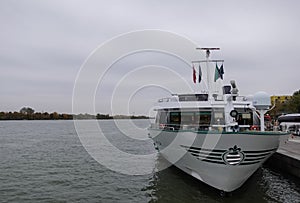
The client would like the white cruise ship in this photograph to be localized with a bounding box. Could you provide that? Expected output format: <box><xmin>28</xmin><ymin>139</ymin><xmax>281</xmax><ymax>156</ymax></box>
<box><xmin>148</xmin><ymin>48</ymin><xmax>288</xmax><ymax>192</ymax></box>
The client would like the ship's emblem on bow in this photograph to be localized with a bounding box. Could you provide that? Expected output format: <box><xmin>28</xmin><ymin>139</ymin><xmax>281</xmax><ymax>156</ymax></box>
<box><xmin>222</xmin><ymin>145</ymin><xmax>245</xmax><ymax>165</ymax></box>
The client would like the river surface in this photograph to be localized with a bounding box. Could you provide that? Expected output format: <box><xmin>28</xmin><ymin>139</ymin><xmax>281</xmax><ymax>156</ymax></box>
<box><xmin>0</xmin><ymin>120</ymin><xmax>299</xmax><ymax>203</ymax></box>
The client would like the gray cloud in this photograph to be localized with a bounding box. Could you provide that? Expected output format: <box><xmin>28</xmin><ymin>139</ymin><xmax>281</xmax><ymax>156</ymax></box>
<box><xmin>1</xmin><ymin>0</ymin><xmax>299</xmax><ymax>114</ymax></box>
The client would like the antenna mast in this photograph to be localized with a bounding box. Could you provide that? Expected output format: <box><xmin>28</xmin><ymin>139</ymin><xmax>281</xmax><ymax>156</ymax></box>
<box><xmin>195</xmin><ymin>48</ymin><xmax>221</xmax><ymax>99</ymax></box>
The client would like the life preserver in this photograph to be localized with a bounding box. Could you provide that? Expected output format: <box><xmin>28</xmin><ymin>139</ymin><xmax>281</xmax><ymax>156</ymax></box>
<box><xmin>230</xmin><ymin>110</ymin><xmax>238</xmax><ymax>118</ymax></box>
<box><xmin>250</xmin><ymin>125</ymin><xmax>259</xmax><ymax>131</ymax></box>
<box><xmin>159</xmin><ymin>123</ymin><xmax>166</xmax><ymax>129</ymax></box>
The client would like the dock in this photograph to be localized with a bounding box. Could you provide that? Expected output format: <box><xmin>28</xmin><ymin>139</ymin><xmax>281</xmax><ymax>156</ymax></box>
<box><xmin>266</xmin><ymin>135</ymin><xmax>300</xmax><ymax>178</ymax></box>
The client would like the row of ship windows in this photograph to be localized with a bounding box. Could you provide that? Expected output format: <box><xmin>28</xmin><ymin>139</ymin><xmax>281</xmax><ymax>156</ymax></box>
<box><xmin>156</xmin><ymin>110</ymin><xmax>253</xmax><ymax>127</ymax></box>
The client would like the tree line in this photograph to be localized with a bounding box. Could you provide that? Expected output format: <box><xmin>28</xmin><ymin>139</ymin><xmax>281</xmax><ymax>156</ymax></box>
<box><xmin>0</xmin><ymin>108</ymin><xmax>73</xmax><ymax>120</ymax></box>
<box><xmin>269</xmin><ymin>89</ymin><xmax>300</xmax><ymax>118</ymax></box>
<box><xmin>0</xmin><ymin>107</ymin><xmax>149</xmax><ymax>120</ymax></box>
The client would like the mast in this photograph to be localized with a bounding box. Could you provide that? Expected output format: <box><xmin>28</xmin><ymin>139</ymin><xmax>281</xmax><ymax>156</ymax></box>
<box><xmin>194</xmin><ymin>48</ymin><xmax>223</xmax><ymax>99</ymax></box>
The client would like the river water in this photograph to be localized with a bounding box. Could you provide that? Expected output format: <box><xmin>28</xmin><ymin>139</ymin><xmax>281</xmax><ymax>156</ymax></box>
<box><xmin>0</xmin><ymin>120</ymin><xmax>299</xmax><ymax>203</ymax></box>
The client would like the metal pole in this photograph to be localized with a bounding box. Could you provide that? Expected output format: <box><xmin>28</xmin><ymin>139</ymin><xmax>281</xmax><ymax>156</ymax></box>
<box><xmin>259</xmin><ymin>110</ymin><xmax>267</xmax><ymax>132</ymax></box>
<box><xmin>206</xmin><ymin>50</ymin><xmax>211</xmax><ymax>99</ymax></box>
<box><xmin>196</xmin><ymin>48</ymin><xmax>221</xmax><ymax>99</ymax></box>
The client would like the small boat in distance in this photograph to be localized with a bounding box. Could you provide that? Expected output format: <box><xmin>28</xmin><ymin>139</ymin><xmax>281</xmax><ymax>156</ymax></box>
<box><xmin>148</xmin><ymin>48</ymin><xmax>289</xmax><ymax>193</ymax></box>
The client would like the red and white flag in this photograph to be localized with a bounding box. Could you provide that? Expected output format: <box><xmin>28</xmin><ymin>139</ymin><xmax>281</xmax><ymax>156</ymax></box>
<box><xmin>193</xmin><ymin>66</ymin><xmax>196</xmax><ymax>83</ymax></box>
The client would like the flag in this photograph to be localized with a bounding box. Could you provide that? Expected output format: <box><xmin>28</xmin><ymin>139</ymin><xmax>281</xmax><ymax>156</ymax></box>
<box><xmin>193</xmin><ymin>65</ymin><xmax>196</xmax><ymax>83</ymax></box>
<box><xmin>214</xmin><ymin>63</ymin><xmax>225</xmax><ymax>82</ymax></box>
<box><xmin>198</xmin><ymin>64</ymin><xmax>202</xmax><ymax>83</ymax></box>
<box><xmin>214</xmin><ymin>63</ymin><xmax>219</xmax><ymax>82</ymax></box>
<box><xmin>219</xmin><ymin>64</ymin><xmax>224</xmax><ymax>80</ymax></box>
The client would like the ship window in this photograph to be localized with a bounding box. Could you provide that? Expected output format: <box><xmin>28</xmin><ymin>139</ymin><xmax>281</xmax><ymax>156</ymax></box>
<box><xmin>214</xmin><ymin>112</ymin><xmax>224</xmax><ymax>119</ymax></box>
<box><xmin>168</xmin><ymin>111</ymin><xmax>212</xmax><ymax>127</ymax></box>
<box><xmin>157</xmin><ymin>110</ymin><xmax>168</xmax><ymax>124</ymax></box>
<box><xmin>242</xmin><ymin>113</ymin><xmax>251</xmax><ymax>119</ymax></box>
<box><xmin>178</xmin><ymin>94</ymin><xmax>208</xmax><ymax>101</ymax></box>
<box><xmin>169</xmin><ymin>112</ymin><xmax>180</xmax><ymax>124</ymax></box>
<box><xmin>237</xmin><ymin>111</ymin><xmax>253</xmax><ymax>126</ymax></box>
<box><xmin>278</xmin><ymin>115</ymin><xmax>300</xmax><ymax>123</ymax></box>
<box><xmin>212</xmin><ymin>109</ymin><xmax>225</xmax><ymax>125</ymax></box>
<box><xmin>181</xmin><ymin>112</ymin><xmax>194</xmax><ymax>124</ymax></box>
<box><xmin>199</xmin><ymin>113</ymin><xmax>211</xmax><ymax>125</ymax></box>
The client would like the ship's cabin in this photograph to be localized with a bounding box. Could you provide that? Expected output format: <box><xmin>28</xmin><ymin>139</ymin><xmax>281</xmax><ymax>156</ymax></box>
<box><xmin>154</xmin><ymin>107</ymin><xmax>255</xmax><ymax>132</ymax></box>
<box><xmin>153</xmin><ymin>93</ymin><xmax>259</xmax><ymax>132</ymax></box>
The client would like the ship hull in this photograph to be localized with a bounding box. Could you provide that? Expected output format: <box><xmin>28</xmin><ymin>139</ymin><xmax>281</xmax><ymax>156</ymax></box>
<box><xmin>149</xmin><ymin>129</ymin><xmax>288</xmax><ymax>192</ymax></box>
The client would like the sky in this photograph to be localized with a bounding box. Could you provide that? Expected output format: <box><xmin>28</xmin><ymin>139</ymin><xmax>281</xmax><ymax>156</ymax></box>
<box><xmin>1</xmin><ymin>0</ymin><xmax>300</xmax><ymax>115</ymax></box>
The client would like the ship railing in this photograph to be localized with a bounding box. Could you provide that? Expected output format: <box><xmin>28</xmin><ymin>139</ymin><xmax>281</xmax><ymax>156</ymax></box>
<box><xmin>158</xmin><ymin>98</ymin><xmax>170</xmax><ymax>103</ymax></box>
<box><xmin>151</xmin><ymin>123</ymin><xmax>251</xmax><ymax>132</ymax></box>
<box><xmin>157</xmin><ymin>97</ymin><xmax>178</xmax><ymax>103</ymax></box>
<box><xmin>151</xmin><ymin>123</ymin><xmax>210</xmax><ymax>131</ymax></box>
<box><xmin>211</xmin><ymin>124</ymin><xmax>251</xmax><ymax>132</ymax></box>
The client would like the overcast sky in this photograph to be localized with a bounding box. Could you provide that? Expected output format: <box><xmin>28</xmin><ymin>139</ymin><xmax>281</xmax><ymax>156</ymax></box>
<box><xmin>1</xmin><ymin>0</ymin><xmax>299</xmax><ymax>115</ymax></box>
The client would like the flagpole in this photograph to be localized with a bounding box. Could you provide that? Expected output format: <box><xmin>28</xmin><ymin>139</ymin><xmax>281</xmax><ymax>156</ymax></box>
<box><xmin>196</xmin><ymin>48</ymin><xmax>220</xmax><ymax>100</ymax></box>
<box><xmin>206</xmin><ymin>51</ymin><xmax>211</xmax><ymax>99</ymax></box>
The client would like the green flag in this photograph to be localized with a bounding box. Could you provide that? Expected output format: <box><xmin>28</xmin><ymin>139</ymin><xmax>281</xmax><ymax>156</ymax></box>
<box><xmin>214</xmin><ymin>63</ymin><xmax>224</xmax><ymax>82</ymax></box>
<box><xmin>214</xmin><ymin>63</ymin><xmax>220</xmax><ymax>82</ymax></box>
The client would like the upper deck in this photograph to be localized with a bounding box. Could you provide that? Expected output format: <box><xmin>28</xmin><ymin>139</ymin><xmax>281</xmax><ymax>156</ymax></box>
<box><xmin>155</xmin><ymin>93</ymin><xmax>253</xmax><ymax>110</ymax></box>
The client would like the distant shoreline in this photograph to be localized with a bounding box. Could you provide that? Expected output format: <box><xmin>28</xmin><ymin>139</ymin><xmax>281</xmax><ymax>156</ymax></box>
<box><xmin>0</xmin><ymin>111</ymin><xmax>150</xmax><ymax>121</ymax></box>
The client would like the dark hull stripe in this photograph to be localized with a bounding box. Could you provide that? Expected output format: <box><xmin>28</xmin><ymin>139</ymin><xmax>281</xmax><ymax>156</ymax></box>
<box><xmin>197</xmin><ymin>158</ymin><xmax>226</xmax><ymax>165</ymax></box>
<box><xmin>244</xmin><ymin>156</ymin><xmax>267</xmax><ymax>161</ymax></box>
<box><xmin>183</xmin><ymin>145</ymin><xmax>276</xmax><ymax>154</ymax></box>
<box><xmin>196</xmin><ymin>158</ymin><xmax>260</xmax><ymax>166</ymax></box>
<box><xmin>188</xmin><ymin>149</ymin><xmax>223</xmax><ymax>157</ymax></box>
<box><xmin>190</xmin><ymin>153</ymin><xmax>262</xmax><ymax>166</ymax></box>
<box><xmin>181</xmin><ymin>145</ymin><xmax>226</xmax><ymax>153</ymax></box>
<box><xmin>181</xmin><ymin>145</ymin><xmax>276</xmax><ymax>166</ymax></box>
<box><xmin>245</xmin><ymin>152</ymin><xmax>271</xmax><ymax>157</ymax></box>
<box><xmin>191</xmin><ymin>153</ymin><xmax>223</xmax><ymax>161</ymax></box>
<box><xmin>243</xmin><ymin>148</ymin><xmax>277</xmax><ymax>153</ymax></box>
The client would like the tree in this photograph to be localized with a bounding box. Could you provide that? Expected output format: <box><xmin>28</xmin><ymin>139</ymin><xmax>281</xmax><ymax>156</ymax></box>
<box><xmin>20</xmin><ymin>107</ymin><xmax>35</xmax><ymax>114</ymax></box>
<box><xmin>50</xmin><ymin>112</ymin><xmax>59</xmax><ymax>120</ymax></box>
<box><xmin>96</xmin><ymin>113</ymin><xmax>111</xmax><ymax>119</ymax></box>
<box><xmin>287</xmin><ymin>90</ymin><xmax>300</xmax><ymax>113</ymax></box>
<box><xmin>269</xmin><ymin>90</ymin><xmax>300</xmax><ymax>118</ymax></box>
<box><xmin>0</xmin><ymin>112</ymin><xmax>5</xmax><ymax>120</ymax></box>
